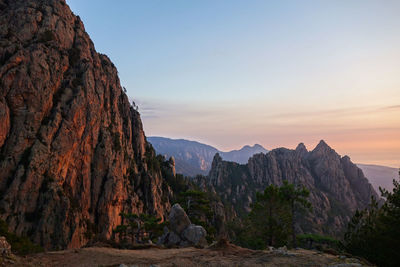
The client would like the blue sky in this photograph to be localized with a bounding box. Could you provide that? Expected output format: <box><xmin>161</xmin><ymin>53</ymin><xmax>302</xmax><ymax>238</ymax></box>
<box><xmin>67</xmin><ymin>0</ymin><xmax>400</xmax><ymax>167</ymax></box>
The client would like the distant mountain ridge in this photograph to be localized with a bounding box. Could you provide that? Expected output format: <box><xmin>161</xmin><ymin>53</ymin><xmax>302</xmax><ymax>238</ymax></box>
<box><xmin>220</xmin><ymin>144</ymin><xmax>268</xmax><ymax>164</ymax></box>
<box><xmin>148</xmin><ymin>137</ymin><xmax>268</xmax><ymax>177</ymax></box>
<box><xmin>149</xmin><ymin>137</ymin><xmax>397</xmax><ymax>193</ymax></box>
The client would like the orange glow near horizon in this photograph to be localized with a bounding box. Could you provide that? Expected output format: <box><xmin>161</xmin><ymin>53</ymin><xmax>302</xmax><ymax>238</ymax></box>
<box><xmin>141</xmin><ymin>102</ymin><xmax>400</xmax><ymax>168</ymax></box>
<box><xmin>68</xmin><ymin>0</ymin><xmax>400</xmax><ymax>168</ymax></box>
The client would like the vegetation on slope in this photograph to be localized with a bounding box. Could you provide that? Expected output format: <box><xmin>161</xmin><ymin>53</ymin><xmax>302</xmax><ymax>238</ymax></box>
<box><xmin>228</xmin><ymin>182</ymin><xmax>312</xmax><ymax>249</ymax></box>
<box><xmin>114</xmin><ymin>148</ymin><xmax>400</xmax><ymax>267</ymax></box>
<box><xmin>113</xmin><ymin>213</ymin><xmax>167</xmax><ymax>247</ymax></box>
<box><xmin>177</xmin><ymin>189</ymin><xmax>217</xmax><ymax>243</ymax></box>
<box><xmin>0</xmin><ymin>219</ymin><xmax>43</xmax><ymax>255</ymax></box>
<box><xmin>344</xmin><ymin>170</ymin><xmax>400</xmax><ymax>267</ymax></box>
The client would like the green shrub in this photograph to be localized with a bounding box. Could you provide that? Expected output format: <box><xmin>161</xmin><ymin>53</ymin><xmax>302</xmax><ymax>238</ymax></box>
<box><xmin>297</xmin><ymin>233</ymin><xmax>340</xmax><ymax>250</ymax></box>
<box><xmin>0</xmin><ymin>219</ymin><xmax>43</xmax><ymax>255</ymax></box>
<box><xmin>113</xmin><ymin>213</ymin><xmax>166</xmax><ymax>247</ymax></box>
<box><xmin>343</xmin><ymin>175</ymin><xmax>400</xmax><ymax>267</ymax></box>
<box><xmin>144</xmin><ymin>147</ymin><xmax>160</xmax><ymax>172</ymax></box>
<box><xmin>178</xmin><ymin>189</ymin><xmax>216</xmax><ymax>242</ymax></box>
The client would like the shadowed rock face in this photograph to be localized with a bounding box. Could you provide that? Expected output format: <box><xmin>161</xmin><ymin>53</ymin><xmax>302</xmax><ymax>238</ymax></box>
<box><xmin>0</xmin><ymin>0</ymin><xmax>170</xmax><ymax>249</ymax></box>
<box><xmin>206</xmin><ymin>140</ymin><xmax>379</xmax><ymax>236</ymax></box>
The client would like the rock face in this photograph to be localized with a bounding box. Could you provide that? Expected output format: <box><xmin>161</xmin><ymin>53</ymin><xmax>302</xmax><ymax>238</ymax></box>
<box><xmin>158</xmin><ymin>204</ymin><xmax>207</xmax><ymax>248</ymax></box>
<box><xmin>182</xmin><ymin>224</ymin><xmax>207</xmax><ymax>246</ymax></box>
<box><xmin>205</xmin><ymin>141</ymin><xmax>379</xmax><ymax>236</ymax></box>
<box><xmin>168</xmin><ymin>204</ymin><xmax>191</xmax><ymax>235</ymax></box>
<box><xmin>0</xmin><ymin>0</ymin><xmax>170</xmax><ymax>249</ymax></box>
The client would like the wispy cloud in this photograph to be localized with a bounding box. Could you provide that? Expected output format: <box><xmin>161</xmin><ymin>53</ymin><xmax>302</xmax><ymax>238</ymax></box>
<box><xmin>130</xmin><ymin>98</ymin><xmax>400</xmax><ymax>167</ymax></box>
<box><xmin>382</xmin><ymin>105</ymin><xmax>400</xmax><ymax>110</ymax></box>
<box><xmin>133</xmin><ymin>97</ymin><xmax>400</xmax><ymax>128</ymax></box>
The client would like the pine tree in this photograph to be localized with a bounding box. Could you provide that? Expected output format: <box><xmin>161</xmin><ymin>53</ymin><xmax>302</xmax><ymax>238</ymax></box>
<box><xmin>280</xmin><ymin>180</ymin><xmax>311</xmax><ymax>248</ymax></box>
<box><xmin>178</xmin><ymin>189</ymin><xmax>216</xmax><ymax>241</ymax></box>
<box><xmin>249</xmin><ymin>184</ymin><xmax>291</xmax><ymax>247</ymax></box>
<box><xmin>114</xmin><ymin>213</ymin><xmax>166</xmax><ymax>245</ymax></box>
<box><xmin>344</xmin><ymin>169</ymin><xmax>400</xmax><ymax>267</ymax></box>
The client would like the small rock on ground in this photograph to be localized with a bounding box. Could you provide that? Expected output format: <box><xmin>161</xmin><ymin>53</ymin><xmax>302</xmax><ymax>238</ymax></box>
<box><xmin>328</xmin><ymin>263</ymin><xmax>362</xmax><ymax>267</ymax></box>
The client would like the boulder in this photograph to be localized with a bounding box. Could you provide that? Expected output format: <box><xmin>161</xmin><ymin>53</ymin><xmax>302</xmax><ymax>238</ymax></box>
<box><xmin>0</xmin><ymin>236</ymin><xmax>11</xmax><ymax>256</ymax></box>
<box><xmin>157</xmin><ymin>230</ymin><xmax>181</xmax><ymax>247</ymax></box>
<box><xmin>168</xmin><ymin>204</ymin><xmax>191</xmax><ymax>235</ymax></box>
<box><xmin>166</xmin><ymin>231</ymin><xmax>181</xmax><ymax>246</ymax></box>
<box><xmin>159</xmin><ymin>204</ymin><xmax>208</xmax><ymax>248</ymax></box>
<box><xmin>182</xmin><ymin>224</ymin><xmax>208</xmax><ymax>248</ymax></box>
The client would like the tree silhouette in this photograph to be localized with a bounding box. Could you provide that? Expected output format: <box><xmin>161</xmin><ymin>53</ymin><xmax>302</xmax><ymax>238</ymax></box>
<box><xmin>178</xmin><ymin>189</ymin><xmax>216</xmax><ymax>242</ymax></box>
<box><xmin>230</xmin><ymin>181</ymin><xmax>312</xmax><ymax>249</ymax></box>
<box><xmin>249</xmin><ymin>184</ymin><xmax>291</xmax><ymax>247</ymax></box>
<box><xmin>344</xmin><ymin>169</ymin><xmax>400</xmax><ymax>267</ymax></box>
<box><xmin>280</xmin><ymin>180</ymin><xmax>311</xmax><ymax>248</ymax></box>
<box><xmin>114</xmin><ymin>212</ymin><xmax>165</xmax><ymax>245</ymax></box>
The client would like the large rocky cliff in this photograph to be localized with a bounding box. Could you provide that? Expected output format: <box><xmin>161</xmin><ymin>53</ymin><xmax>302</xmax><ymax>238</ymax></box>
<box><xmin>205</xmin><ymin>141</ymin><xmax>379</xmax><ymax>236</ymax></box>
<box><xmin>0</xmin><ymin>0</ymin><xmax>171</xmax><ymax>249</ymax></box>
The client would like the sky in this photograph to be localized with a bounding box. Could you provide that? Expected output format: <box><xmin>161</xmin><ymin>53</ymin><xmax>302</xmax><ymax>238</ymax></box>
<box><xmin>67</xmin><ymin>0</ymin><xmax>400</xmax><ymax>167</ymax></box>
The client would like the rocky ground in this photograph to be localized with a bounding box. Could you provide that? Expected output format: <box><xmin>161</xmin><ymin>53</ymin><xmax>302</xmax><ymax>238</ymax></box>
<box><xmin>4</xmin><ymin>244</ymin><xmax>373</xmax><ymax>267</ymax></box>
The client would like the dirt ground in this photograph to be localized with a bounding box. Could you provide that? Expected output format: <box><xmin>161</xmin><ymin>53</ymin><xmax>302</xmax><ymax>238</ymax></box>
<box><xmin>7</xmin><ymin>244</ymin><xmax>372</xmax><ymax>267</ymax></box>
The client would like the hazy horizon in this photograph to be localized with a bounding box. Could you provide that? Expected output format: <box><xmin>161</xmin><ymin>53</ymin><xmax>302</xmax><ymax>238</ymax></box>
<box><xmin>148</xmin><ymin>135</ymin><xmax>399</xmax><ymax>168</ymax></box>
<box><xmin>68</xmin><ymin>0</ymin><xmax>400</xmax><ymax>168</ymax></box>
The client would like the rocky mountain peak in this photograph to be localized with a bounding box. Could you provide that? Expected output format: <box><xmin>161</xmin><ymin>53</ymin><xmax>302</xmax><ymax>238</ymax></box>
<box><xmin>314</xmin><ymin>139</ymin><xmax>331</xmax><ymax>150</ymax></box>
<box><xmin>310</xmin><ymin>140</ymin><xmax>337</xmax><ymax>159</ymax></box>
<box><xmin>249</xmin><ymin>144</ymin><xmax>266</xmax><ymax>151</ymax></box>
<box><xmin>295</xmin><ymin>142</ymin><xmax>308</xmax><ymax>155</ymax></box>
<box><xmin>168</xmin><ymin>156</ymin><xmax>176</xmax><ymax>176</ymax></box>
<box><xmin>341</xmin><ymin>155</ymin><xmax>351</xmax><ymax>162</ymax></box>
<box><xmin>236</xmin><ymin>144</ymin><xmax>266</xmax><ymax>152</ymax></box>
<box><xmin>212</xmin><ymin>153</ymin><xmax>223</xmax><ymax>165</ymax></box>
<box><xmin>207</xmin><ymin>144</ymin><xmax>378</xmax><ymax>237</ymax></box>
<box><xmin>0</xmin><ymin>0</ymin><xmax>171</xmax><ymax>249</ymax></box>
<box><xmin>242</xmin><ymin>144</ymin><xmax>260</xmax><ymax>150</ymax></box>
